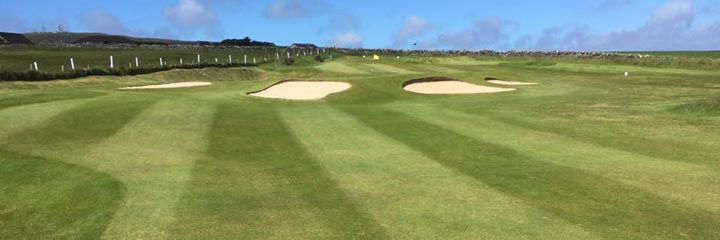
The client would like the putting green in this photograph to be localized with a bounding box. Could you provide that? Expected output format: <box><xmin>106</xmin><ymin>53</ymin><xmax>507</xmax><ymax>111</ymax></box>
<box><xmin>363</xmin><ymin>63</ymin><xmax>418</xmax><ymax>74</ymax></box>
<box><xmin>315</xmin><ymin>62</ymin><xmax>368</xmax><ymax>74</ymax></box>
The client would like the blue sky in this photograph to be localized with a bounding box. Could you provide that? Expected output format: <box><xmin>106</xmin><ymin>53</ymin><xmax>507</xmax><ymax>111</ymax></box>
<box><xmin>1</xmin><ymin>0</ymin><xmax>719</xmax><ymax>50</ymax></box>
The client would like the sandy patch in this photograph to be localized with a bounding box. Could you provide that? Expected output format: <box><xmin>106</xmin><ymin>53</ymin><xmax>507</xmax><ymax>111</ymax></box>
<box><xmin>485</xmin><ymin>78</ymin><xmax>538</xmax><ymax>86</ymax></box>
<box><xmin>120</xmin><ymin>82</ymin><xmax>211</xmax><ymax>90</ymax></box>
<box><xmin>403</xmin><ymin>77</ymin><xmax>515</xmax><ymax>95</ymax></box>
<box><xmin>249</xmin><ymin>81</ymin><xmax>351</xmax><ymax>100</ymax></box>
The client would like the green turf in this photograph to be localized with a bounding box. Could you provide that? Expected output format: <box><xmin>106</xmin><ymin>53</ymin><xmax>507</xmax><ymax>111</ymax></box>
<box><xmin>0</xmin><ymin>54</ymin><xmax>719</xmax><ymax>239</ymax></box>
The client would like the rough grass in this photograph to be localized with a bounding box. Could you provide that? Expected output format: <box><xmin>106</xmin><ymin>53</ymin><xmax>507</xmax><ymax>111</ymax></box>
<box><xmin>0</xmin><ymin>54</ymin><xmax>719</xmax><ymax>239</ymax></box>
<box><xmin>671</xmin><ymin>97</ymin><xmax>720</xmax><ymax>117</ymax></box>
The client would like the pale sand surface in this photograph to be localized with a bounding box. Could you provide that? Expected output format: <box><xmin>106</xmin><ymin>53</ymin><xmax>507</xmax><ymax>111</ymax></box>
<box><xmin>250</xmin><ymin>81</ymin><xmax>351</xmax><ymax>100</ymax></box>
<box><xmin>487</xmin><ymin>80</ymin><xmax>538</xmax><ymax>86</ymax></box>
<box><xmin>120</xmin><ymin>82</ymin><xmax>212</xmax><ymax>90</ymax></box>
<box><xmin>404</xmin><ymin>81</ymin><xmax>515</xmax><ymax>94</ymax></box>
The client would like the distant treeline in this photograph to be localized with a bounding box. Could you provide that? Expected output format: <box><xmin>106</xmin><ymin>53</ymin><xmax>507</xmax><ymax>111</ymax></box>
<box><xmin>219</xmin><ymin>37</ymin><xmax>275</xmax><ymax>47</ymax></box>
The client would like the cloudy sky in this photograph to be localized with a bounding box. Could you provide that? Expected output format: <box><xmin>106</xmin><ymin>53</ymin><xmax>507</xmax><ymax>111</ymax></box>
<box><xmin>1</xmin><ymin>0</ymin><xmax>719</xmax><ymax>50</ymax></box>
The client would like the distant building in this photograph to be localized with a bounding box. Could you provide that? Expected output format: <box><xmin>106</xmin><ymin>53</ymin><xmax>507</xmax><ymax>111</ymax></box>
<box><xmin>0</xmin><ymin>32</ymin><xmax>34</xmax><ymax>45</ymax></box>
<box><xmin>289</xmin><ymin>43</ymin><xmax>318</xmax><ymax>49</ymax></box>
<box><xmin>73</xmin><ymin>35</ymin><xmax>137</xmax><ymax>45</ymax></box>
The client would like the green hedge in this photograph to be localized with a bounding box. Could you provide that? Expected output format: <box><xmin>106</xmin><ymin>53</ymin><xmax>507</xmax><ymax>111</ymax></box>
<box><xmin>0</xmin><ymin>62</ymin><xmax>257</xmax><ymax>81</ymax></box>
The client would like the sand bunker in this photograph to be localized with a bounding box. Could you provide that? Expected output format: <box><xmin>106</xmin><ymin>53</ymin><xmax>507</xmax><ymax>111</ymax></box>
<box><xmin>485</xmin><ymin>77</ymin><xmax>538</xmax><ymax>86</ymax></box>
<box><xmin>403</xmin><ymin>77</ymin><xmax>515</xmax><ymax>94</ymax></box>
<box><xmin>120</xmin><ymin>82</ymin><xmax>212</xmax><ymax>90</ymax></box>
<box><xmin>249</xmin><ymin>80</ymin><xmax>351</xmax><ymax>100</ymax></box>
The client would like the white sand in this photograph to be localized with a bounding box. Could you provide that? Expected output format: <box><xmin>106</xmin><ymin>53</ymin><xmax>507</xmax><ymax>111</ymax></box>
<box><xmin>249</xmin><ymin>81</ymin><xmax>351</xmax><ymax>100</ymax></box>
<box><xmin>403</xmin><ymin>80</ymin><xmax>515</xmax><ymax>94</ymax></box>
<box><xmin>486</xmin><ymin>80</ymin><xmax>538</xmax><ymax>86</ymax></box>
<box><xmin>120</xmin><ymin>82</ymin><xmax>212</xmax><ymax>90</ymax></box>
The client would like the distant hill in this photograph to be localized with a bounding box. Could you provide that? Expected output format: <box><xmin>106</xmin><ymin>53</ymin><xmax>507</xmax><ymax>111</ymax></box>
<box><xmin>24</xmin><ymin>32</ymin><xmax>199</xmax><ymax>45</ymax></box>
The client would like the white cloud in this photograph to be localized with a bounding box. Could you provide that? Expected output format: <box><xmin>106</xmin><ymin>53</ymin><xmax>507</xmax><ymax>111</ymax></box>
<box><xmin>80</xmin><ymin>10</ymin><xmax>131</xmax><ymax>35</ymax></box>
<box><xmin>164</xmin><ymin>0</ymin><xmax>217</xmax><ymax>27</ymax></box>
<box><xmin>517</xmin><ymin>0</ymin><xmax>720</xmax><ymax>51</ymax></box>
<box><xmin>328</xmin><ymin>32</ymin><xmax>362</xmax><ymax>48</ymax></box>
<box><xmin>596</xmin><ymin>0</ymin><xmax>633</xmax><ymax>13</ymax></box>
<box><xmin>392</xmin><ymin>16</ymin><xmax>434</xmax><ymax>47</ymax></box>
<box><xmin>79</xmin><ymin>10</ymin><xmax>178</xmax><ymax>39</ymax></box>
<box><xmin>264</xmin><ymin>0</ymin><xmax>331</xmax><ymax>19</ymax></box>
<box><xmin>318</xmin><ymin>14</ymin><xmax>358</xmax><ymax>35</ymax></box>
<box><xmin>647</xmin><ymin>0</ymin><xmax>693</xmax><ymax>29</ymax></box>
<box><xmin>435</xmin><ymin>17</ymin><xmax>509</xmax><ymax>49</ymax></box>
<box><xmin>264</xmin><ymin>0</ymin><xmax>308</xmax><ymax>19</ymax></box>
<box><xmin>699</xmin><ymin>2</ymin><xmax>720</xmax><ymax>14</ymax></box>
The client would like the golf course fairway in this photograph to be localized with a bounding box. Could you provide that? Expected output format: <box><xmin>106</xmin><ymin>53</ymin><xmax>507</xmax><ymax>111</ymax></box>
<box><xmin>1</xmin><ymin>56</ymin><xmax>719</xmax><ymax>239</ymax></box>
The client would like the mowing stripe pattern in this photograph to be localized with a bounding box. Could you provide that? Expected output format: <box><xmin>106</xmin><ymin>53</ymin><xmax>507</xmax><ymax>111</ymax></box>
<box><xmin>281</xmin><ymin>105</ymin><xmax>598</xmax><ymax>239</ymax></box>
<box><xmin>340</xmin><ymin>106</ymin><xmax>720</xmax><ymax>239</ymax></box>
<box><xmin>0</xmin><ymin>94</ymin><xmax>159</xmax><ymax>239</ymax></box>
<box><xmin>171</xmin><ymin>102</ymin><xmax>388</xmax><ymax>239</ymax></box>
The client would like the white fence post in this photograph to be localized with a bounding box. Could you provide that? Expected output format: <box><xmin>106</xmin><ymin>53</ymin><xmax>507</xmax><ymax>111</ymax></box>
<box><xmin>33</xmin><ymin>62</ymin><xmax>39</xmax><ymax>71</ymax></box>
<box><xmin>110</xmin><ymin>55</ymin><xmax>114</xmax><ymax>69</ymax></box>
<box><xmin>70</xmin><ymin>58</ymin><xmax>75</xmax><ymax>70</ymax></box>
<box><xmin>160</xmin><ymin>57</ymin><xmax>164</xmax><ymax>67</ymax></box>
<box><xmin>229</xmin><ymin>55</ymin><xmax>232</xmax><ymax>63</ymax></box>
<box><xmin>180</xmin><ymin>58</ymin><xmax>183</xmax><ymax>65</ymax></box>
<box><xmin>197</xmin><ymin>54</ymin><xmax>201</xmax><ymax>64</ymax></box>
<box><xmin>244</xmin><ymin>55</ymin><xmax>247</xmax><ymax>65</ymax></box>
<box><xmin>253</xmin><ymin>57</ymin><xmax>256</xmax><ymax>64</ymax></box>
<box><xmin>135</xmin><ymin>57</ymin><xmax>139</xmax><ymax>68</ymax></box>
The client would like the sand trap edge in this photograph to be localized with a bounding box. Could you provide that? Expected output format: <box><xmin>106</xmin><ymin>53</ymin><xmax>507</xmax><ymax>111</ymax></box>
<box><xmin>402</xmin><ymin>76</ymin><xmax>516</xmax><ymax>95</ymax></box>
<box><xmin>119</xmin><ymin>81</ymin><xmax>212</xmax><ymax>90</ymax></box>
<box><xmin>247</xmin><ymin>80</ymin><xmax>352</xmax><ymax>101</ymax></box>
<box><xmin>484</xmin><ymin>77</ymin><xmax>538</xmax><ymax>86</ymax></box>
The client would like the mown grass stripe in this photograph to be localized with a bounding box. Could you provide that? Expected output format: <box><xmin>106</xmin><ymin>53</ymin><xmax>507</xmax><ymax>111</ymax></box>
<box><xmin>0</xmin><ymin>151</ymin><xmax>125</xmax><ymax>239</ymax></box>
<box><xmin>78</xmin><ymin>99</ymin><xmax>215</xmax><ymax>240</ymax></box>
<box><xmin>280</xmin><ymin>105</ymin><xmax>599</xmax><ymax>239</ymax></box>
<box><xmin>0</xmin><ymin>97</ymin><xmax>93</xmax><ymax>140</ymax></box>
<box><xmin>394</xmin><ymin>106</ymin><xmax>720</xmax><ymax>212</ymax></box>
<box><xmin>2</xmin><ymin>93</ymin><xmax>159</xmax><ymax>151</ymax></box>
<box><xmin>0</xmin><ymin>93</ymin><xmax>159</xmax><ymax>239</ymax></box>
<box><xmin>340</xmin><ymin>106</ymin><xmax>720</xmax><ymax>240</ymax></box>
<box><xmin>0</xmin><ymin>91</ymin><xmax>105</xmax><ymax>111</ymax></box>
<box><xmin>171</xmin><ymin>102</ymin><xmax>388</xmax><ymax>239</ymax></box>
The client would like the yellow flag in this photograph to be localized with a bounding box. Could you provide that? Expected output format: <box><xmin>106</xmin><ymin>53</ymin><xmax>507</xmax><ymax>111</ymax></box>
<box><xmin>373</xmin><ymin>54</ymin><xmax>380</xmax><ymax>60</ymax></box>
